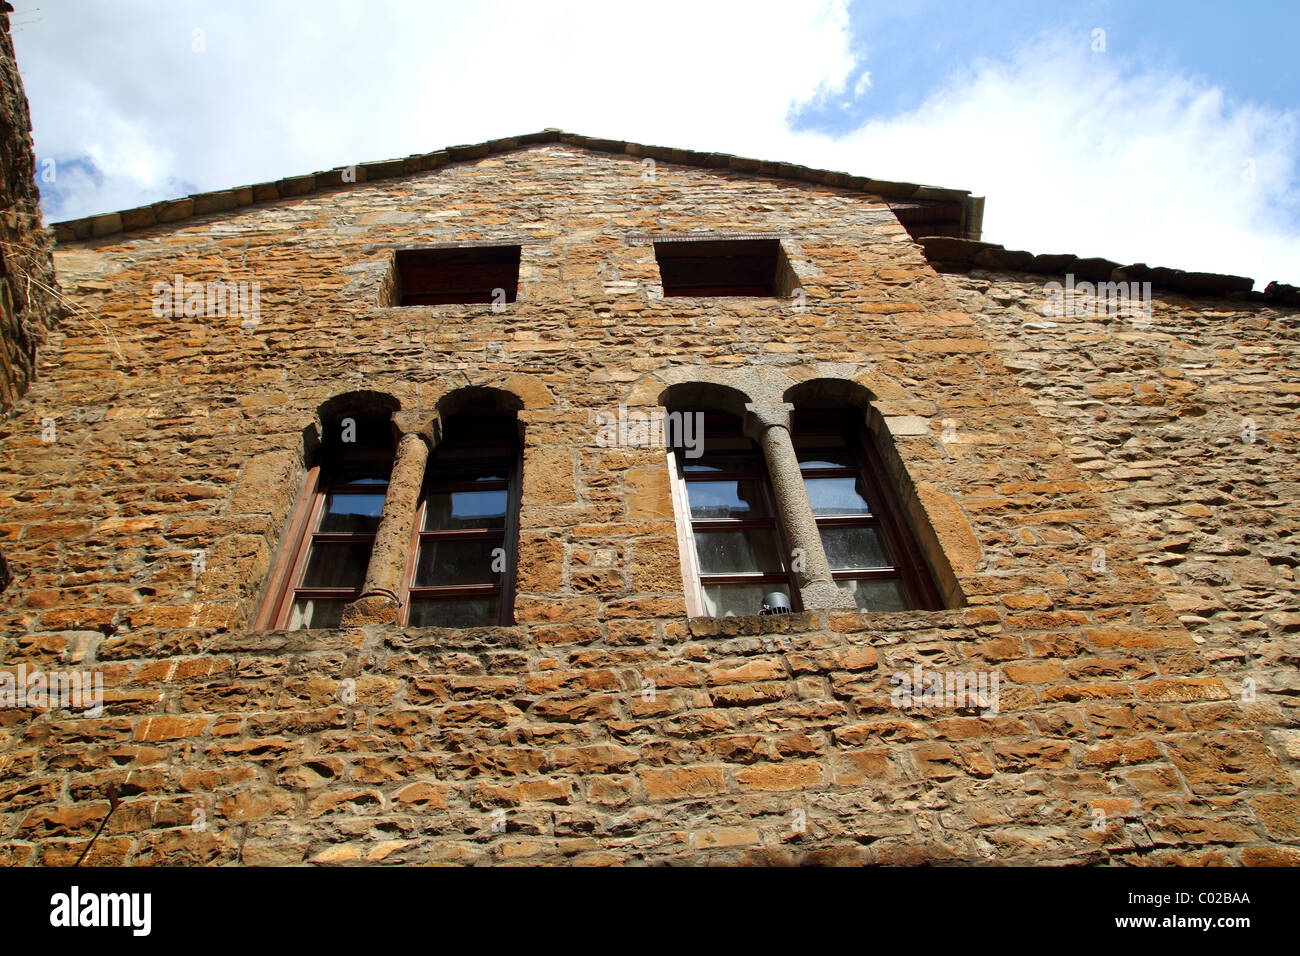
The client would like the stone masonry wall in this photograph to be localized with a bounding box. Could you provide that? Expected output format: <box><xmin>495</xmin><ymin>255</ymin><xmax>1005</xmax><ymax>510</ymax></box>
<box><xmin>0</xmin><ymin>9</ymin><xmax>58</xmax><ymax>413</ymax></box>
<box><xmin>0</xmin><ymin>146</ymin><xmax>1293</xmax><ymax>865</ymax></box>
<box><xmin>942</xmin><ymin>267</ymin><xmax>1300</xmax><ymax>818</ymax></box>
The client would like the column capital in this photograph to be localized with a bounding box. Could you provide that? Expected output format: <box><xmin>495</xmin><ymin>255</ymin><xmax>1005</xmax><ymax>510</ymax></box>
<box><xmin>392</xmin><ymin>409</ymin><xmax>439</xmax><ymax>447</ymax></box>
<box><xmin>742</xmin><ymin>402</ymin><xmax>795</xmax><ymax>441</ymax></box>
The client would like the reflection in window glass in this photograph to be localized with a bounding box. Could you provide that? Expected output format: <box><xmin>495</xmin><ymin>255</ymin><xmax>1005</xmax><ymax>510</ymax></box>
<box><xmin>836</xmin><ymin>578</ymin><xmax>909</xmax><ymax>613</ymax></box>
<box><xmin>701</xmin><ymin>584</ymin><xmax>789</xmax><ymax>618</ymax></box>
<box><xmin>319</xmin><ymin>493</ymin><xmax>386</xmax><ymax>533</ymax></box>
<box><xmin>412</xmin><ymin>539</ymin><xmax>501</xmax><ymax>588</ymax></box>
<box><xmin>423</xmin><ymin>489</ymin><xmax>508</xmax><ymax>530</ymax></box>
<box><xmin>795</xmin><ymin>446</ymin><xmax>857</xmax><ymax>470</ymax></box>
<box><xmin>287</xmin><ymin>598</ymin><xmax>346</xmax><ymax>630</ymax></box>
<box><xmin>693</xmin><ymin>528</ymin><xmax>785</xmax><ymax>576</ymax></box>
<box><xmin>681</xmin><ymin>452</ymin><xmax>763</xmax><ymax>474</ymax></box>
<box><xmin>405</xmin><ymin>415</ymin><xmax>518</xmax><ymax>629</ymax></box>
<box><xmin>674</xmin><ymin>410</ymin><xmax>799</xmax><ymax>620</ymax></box>
<box><xmin>794</xmin><ymin>411</ymin><xmax>938</xmax><ymax>615</ymax></box>
<box><xmin>805</xmin><ymin>477</ymin><xmax>871</xmax><ymax>515</ymax></box>
<box><xmin>301</xmin><ymin>541</ymin><xmax>372</xmax><ymax>589</ymax></box>
<box><xmin>821</xmin><ymin>525</ymin><xmax>891</xmax><ymax>570</ymax></box>
<box><xmin>686</xmin><ymin>479</ymin><xmax>770</xmax><ymax>519</ymax></box>
<box><xmin>408</xmin><ymin>596</ymin><xmax>501</xmax><ymax>628</ymax></box>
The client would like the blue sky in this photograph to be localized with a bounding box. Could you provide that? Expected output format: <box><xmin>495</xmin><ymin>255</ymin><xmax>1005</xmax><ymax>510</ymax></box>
<box><xmin>801</xmin><ymin>1</ymin><xmax>1300</xmax><ymax>124</ymax></box>
<box><xmin>13</xmin><ymin>0</ymin><xmax>1300</xmax><ymax>285</ymax></box>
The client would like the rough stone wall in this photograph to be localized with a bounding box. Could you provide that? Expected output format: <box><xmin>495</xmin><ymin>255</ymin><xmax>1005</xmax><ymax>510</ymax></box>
<box><xmin>942</xmin><ymin>268</ymin><xmax>1300</xmax><ymax>808</ymax></box>
<box><xmin>0</xmin><ymin>146</ymin><xmax>1293</xmax><ymax>865</ymax></box>
<box><xmin>0</xmin><ymin>9</ymin><xmax>57</xmax><ymax>413</ymax></box>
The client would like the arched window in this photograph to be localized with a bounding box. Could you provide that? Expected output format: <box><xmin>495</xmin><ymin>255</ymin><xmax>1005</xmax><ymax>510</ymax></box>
<box><xmin>662</xmin><ymin>378</ymin><xmax>946</xmax><ymax>618</ymax></box>
<box><xmin>668</xmin><ymin>409</ymin><xmax>799</xmax><ymax>618</ymax></box>
<box><xmin>793</xmin><ymin>409</ymin><xmax>940</xmax><ymax>612</ymax></box>
<box><xmin>403</xmin><ymin>411</ymin><xmax>521</xmax><ymax>627</ymax></box>
<box><xmin>259</xmin><ymin>387</ymin><xmax>526</xmax><ymax>631</ymax></box>
<box><xmin>265</xmin><ymin>405</ymin><xmax>396</xmax><ymax>629</ymax></box>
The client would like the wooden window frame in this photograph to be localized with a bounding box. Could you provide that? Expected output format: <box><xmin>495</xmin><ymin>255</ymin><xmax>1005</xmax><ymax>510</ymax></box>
<box><xmin>400</xmin><ymin>423</ymin><xmax>521</xmax><ymax>627</ymax></box>
<box><xmin>795</xmin><ymin>410</ymin><xmax>941</xmax><ymax>611</ymax></box>
<box><xmin>667</xmin><ymin>411</ymin><xmax>801</xmax><ymax>618</ymax></box>
<box><xmin>262</xmin><ymin>468</ymin><xmax>390</xmax><ymax>630</ymax></box>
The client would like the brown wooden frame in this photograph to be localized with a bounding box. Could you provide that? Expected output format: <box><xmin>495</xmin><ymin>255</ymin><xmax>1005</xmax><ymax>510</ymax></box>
<box><xmin>261</xmin><ymin>467</ymin><xmax>389</xmax><ymax>630</ymax></box>
<box><xmin>255</xmin><ymin>465</ymin><xmax>321</xmax><ymax>630</ymax></box>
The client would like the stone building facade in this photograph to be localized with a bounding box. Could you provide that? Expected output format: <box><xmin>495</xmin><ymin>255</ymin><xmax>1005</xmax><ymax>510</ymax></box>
<box><xmin>0</xmin><ymin>8</ymin><xmax>56</xmax><ymax>416</ymax></box>
<box><xmin>0</xmin><ymin>118</ymin><xmax>1296</xmax><ymax>864</ymax></box>
<box><xmin>0</xmin><ymin>8</ymin><xmax>58</xmax><ymax>626</ymax></box>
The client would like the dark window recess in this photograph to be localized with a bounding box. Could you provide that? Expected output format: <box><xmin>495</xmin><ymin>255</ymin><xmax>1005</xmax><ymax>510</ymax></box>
<box><xmin>394</xmin><ymin>246</ymin><xmax>521</xmax><ymax>305</ymax></box>
<box><xmin>654</xmin><ymin>239</ymin><xmax>789</xmax><ymax>297</ymax></box>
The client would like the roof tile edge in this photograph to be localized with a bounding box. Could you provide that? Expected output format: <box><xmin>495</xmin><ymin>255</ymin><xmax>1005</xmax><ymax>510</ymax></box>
<box><xmin>49</xmin><ymin>129</ymin><xmax>979</xmax><ymax>244</ymax></box>
<box><xmin>919</xmin><ymin>235</ymin><xmax>1300</xmax><ymax>306</ymax></box>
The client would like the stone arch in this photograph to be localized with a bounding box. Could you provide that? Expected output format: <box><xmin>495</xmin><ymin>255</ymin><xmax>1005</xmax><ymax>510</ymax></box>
<box><xmin>783</xmin><ymin>377</ymin><xmax>876</xmax><ymax>410</ymax></box>
<box><xmin>780</xmin><ymin>362</ymin><xmax>915</xmax><ymax>404</ymax></box>
<box><xmin>434</xmin><ymin>384</ymin><xmax>524</xmax><ymax>419</ymax></box>
<box><xmin>427</xmin><ymin>384</ymin><xmax>526</xmax><ymax>447</ymax></box>
<box><xmin>305</xmin><ymin>390</ymin><xmax>402</xmax><ymax>464</ymax></box>
<box><xmin>657</xmin><ymin>381</ymin><xmax>752</xmax><ymax>418</ymax></box>
<box><xmin>396</xmin><ymin>375</ymin><xmax>547</xmax><ymax>444</ymax></box>
<box><xmin>624</xmin><ymin>365</ymin><xmax>800</xmax><ymax>408</ymax></box>
<box><xmin>423</xmin><ymin>371</ymin><xmax>554</xmax><ymax>413</ymax></box>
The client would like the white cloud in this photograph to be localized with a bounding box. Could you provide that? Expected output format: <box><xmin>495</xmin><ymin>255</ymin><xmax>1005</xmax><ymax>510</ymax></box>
<box><xmin>15</xmin><ymin>0</ymin><xmax>859</xmax><ymax>219</ymax></box>
<box><xmin>14</xmin><ymin>3</ymin><xmax>1299</xmax><ymax>286</ymax></box>
<box><xmin>790</xmin><ymin>35</ymin><xmax>1300</xmax><ymax>286</ymax></box>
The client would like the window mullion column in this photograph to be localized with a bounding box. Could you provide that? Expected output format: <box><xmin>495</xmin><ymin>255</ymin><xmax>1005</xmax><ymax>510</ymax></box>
<box><xmin>341</xmin><ymin>424</ymin><xmax>432</xmax><ymax>625</ymax></box>
<box><xmin>743</xmin><ymin>402</ymin><xmax>854</xmax><ymax>611</ymax></box>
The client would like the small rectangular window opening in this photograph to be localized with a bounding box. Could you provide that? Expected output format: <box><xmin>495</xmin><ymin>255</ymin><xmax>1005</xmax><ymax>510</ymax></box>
<box><xmin>653</xmin><ymin>239</ymin><xmax>796</xmax><ymax>298</ymax></box>
<box><xmin>394</xmin><ymin>245</ymin><xmax>521</xmax><ymax>306</ymax></box>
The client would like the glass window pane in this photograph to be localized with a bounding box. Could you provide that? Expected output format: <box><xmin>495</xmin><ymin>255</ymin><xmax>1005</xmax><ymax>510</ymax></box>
<box><xmin>318</xmin><ymin>491</ymin><xmax>387</xmax><ymax>533</ymax></box>
<box><xmin>821</xmin><ymin>525</ymin><xmax>892</xmax><ymax>570</ymax></box>
<box><xmin>701</xmin><ymin>583</ymin><xmax>790</xmax><ymax>618</ymax></box>
<box><xmin>804</xmin><ymin>476</ymin><xmax>871</xmax><ymax>515</ymax></box>
<box><xmin>287</xmin><ymin>598</ymin><xmax>346</xmax><ymax>630</ymax></box>
<box><xmin>837</xmin><ymin>577</ymin><xmax>910</xmax><ymax>613</ymax></box>
<box><xmin>336</xmin><ymin>474</ymin><xmax>389</xmax><ymax>485</ymax></box>
<box><xmin>424</xmin><ymin>489</ymin><xmax>508</xmax><ymax>530</ymax></box>
<box><xmin>685</xmin><ymin>479</ymin><xmax>771</xmax><ymax>519</ymax></box>
<box><xmin>428</xmin><ymin>457</ymin><xmax>512</xmax><ymax>483</ymax></box>
<box><xmin>680</xmin><ymin>451</ymin><xmax>762</xmax><ymax>474</ymax></box>
<box><xmin>408</xmin><ymin>596</ymin><xmax>500</xmax><ymax>628</ymax></box>
<box><xmin>694</xmin><ymin>528</ymin><xmax>784</xmax><ymax>575</ymax></box>
<box><xmin>413</xmin><ymin>538</ymin><xmax>504</xmax><ymax>587</ymax></box>
<box><xmin>300</xmin><ymin>540</ymin><xmax>371</xmax><ymax>589</ymax></box>
<box><xmin>795</xmin><ymin>444</ymin><xmax>857</xmax><ymax>470</ymax></box>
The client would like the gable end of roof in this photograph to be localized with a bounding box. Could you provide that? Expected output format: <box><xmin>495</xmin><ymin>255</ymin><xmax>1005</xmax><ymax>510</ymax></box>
<box><xmin>50</xmin><ymin>129</ymin><xmax>982</xmax><ymax>245</ymax></box>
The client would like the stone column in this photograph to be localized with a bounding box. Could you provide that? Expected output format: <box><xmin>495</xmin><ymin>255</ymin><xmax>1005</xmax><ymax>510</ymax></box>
<box><xmin>743</xmin><ymin>402</ymin><xmax>855</xmax><ymax>611</ymax></box>
<box><xmin>340</xmin><ymin>425</ymin><xmax>432</xmax><ymax>626</ymax></box>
